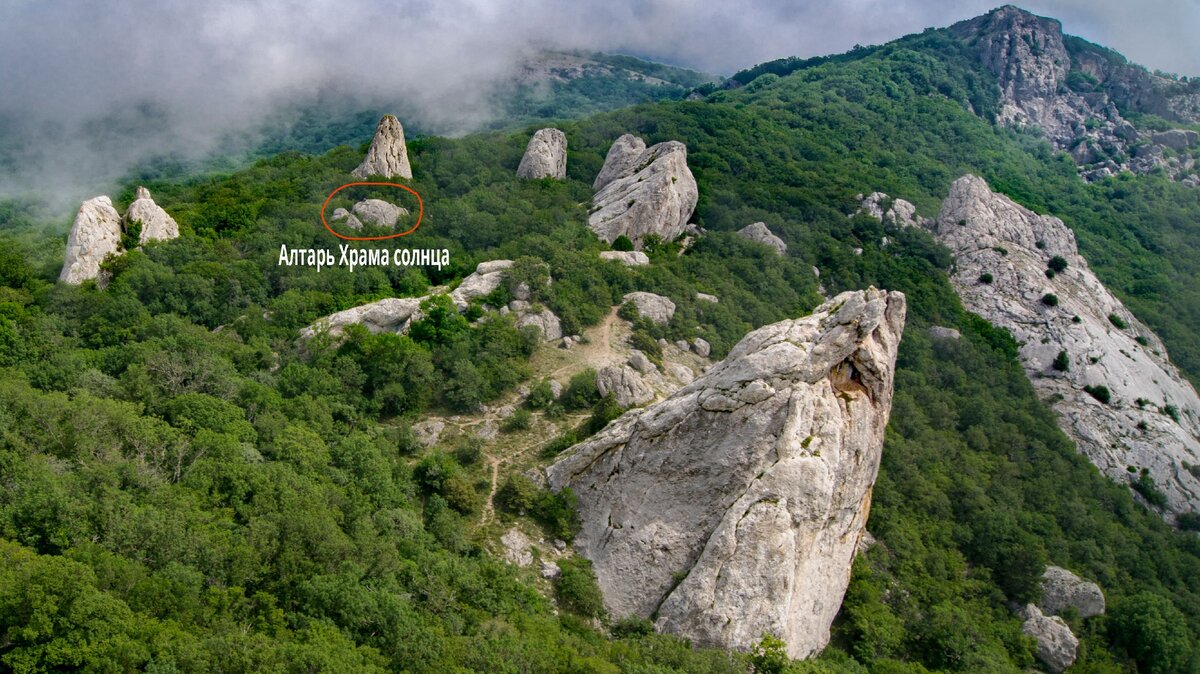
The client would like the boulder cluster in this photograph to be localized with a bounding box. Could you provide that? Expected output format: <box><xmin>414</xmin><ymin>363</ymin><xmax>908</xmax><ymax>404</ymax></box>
<box><xmin>60</xmin><ymin>187</ymin><xmax>179</xmax><ymax>285</ymax></box>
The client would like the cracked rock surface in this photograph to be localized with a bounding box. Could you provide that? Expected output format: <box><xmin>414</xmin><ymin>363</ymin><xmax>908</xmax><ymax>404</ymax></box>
<box><xmin>547</xmin><ymin>288</ymin><xmax>906</xmax><ymax>657</ymax></box>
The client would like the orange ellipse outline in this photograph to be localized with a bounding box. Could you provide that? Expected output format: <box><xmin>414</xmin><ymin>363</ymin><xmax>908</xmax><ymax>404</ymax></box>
<box><xmin>320</xmin><ymin>181</ymin><xmax>424</xmax><ymax>241</ymax></box>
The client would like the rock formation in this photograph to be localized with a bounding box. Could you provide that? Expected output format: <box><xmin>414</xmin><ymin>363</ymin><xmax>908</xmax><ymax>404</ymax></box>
<box><xmin>588</xmin><ymin>135</ymin><xmax>698</xmax><ymax>249</ymax></box>
<box><xmin>125</xmin><ymin>187</ymin><xmax>179</xmax><ymax>244</ymax></box>
<box><xmin>1019</xmin><ymin>604</ymin><xmax>1078</xmax><ymax>673</ymax></box>
<box><xmin>950</xmin><ymin>6</ymin><xmax>1200</xmax><ymax>183</ymax></box>
<box><xmin>60</xmin><ymin>196</ymin><xmax>124</xmax><ymax>285</ymax></box>
<box><xmin>592</xmin><ymin>134</ymin><xmax>647</xmax><ymax>190</ymax></box>
<box><xmin>599</xmin><ymin>250</ymin><xmax>650</xmax><ymax>266</ymax></box>
<box><xmin>331</xmin><ymin>208</ymin><xmax>364</xmax><ymax>230</ymax></box>
<box><xmin>352</xmin><ymin>115</ymin><xmax>413</xmax><ymax>180</ymax></box>
<box><xmin>851</xmin><ymin>192</ymin><xmax>924</xmax><ymax>228</ymax></box>
<box><xmin>547</xmin><ymin>288</ymin><xmax>907</xmax><ymax>658</ymax></box>
<box><xmin>351</xmin><ymin>199</ymin><xmax>408</xmax><ymax>228</ymax></box>
<box><xmin>300</xmin><ymin>297</ymin><xmax>424</xmax><ymax>339</ymax></box>
<box><xmin>516</xmin><ymin>128</ymin><xmax>567</xmax><ymax>179</ymax></box>
<box><xmin>1040</xmin><ymin>566</ymin><xmax>1105</xmax><ymax>619</ymax></box>
<box><xmin>621</xmin><ymin>292</ymin><xmax>675</xmax><ymax>325</ymax></box>
<box><xmin>736</xmin><ymin>222</ymin><xmax>787</xmax><ymax>255</ymax></box>
<box><xmin>596</xmin><ymin>364</ymin><xmax>655</xmax><ymax>407</ymax></box>
<box><xmin>302</xmin><ymin>260</ymin><xmax>562</xmax><ymax>343</ymax></box>
<box><xmin>932</xmin><ymin>175</ymin><xmax>1200</xmax><ymax>520</ymax></box>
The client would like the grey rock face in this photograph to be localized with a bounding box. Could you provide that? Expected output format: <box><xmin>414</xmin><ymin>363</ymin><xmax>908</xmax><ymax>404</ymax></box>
<box><xmin>351</xmin><ymin>199</ymin><xmax>408</xmax><ymax>228</ymax></box>
<box><xmin>1041</xmin><ymin>566</ymin><xmax>1105</xmax><ymax>619</ymax></box>
<box><xmin>588</xmin><ymin>136</ymin><xmax>698</xmax><ymax>249</ymax></box>
<box><xmin>1020</xmin><ymin>604</ymin><xmax>1079</xmax><ymax>673</ymax></box>
<box><xmin>1152</xmin><ymin>129</ymin><xmax>1198</xmax><ymax>150</ymax></box>
<box><xmin>352</xmin><ymin>115</ymin><xmax>413</xmax><ymax>179</ymax></box>
<box><xmin>412</xmin><ymin>419</ymin><xmax>444</xmax><ymax>448</ymax></box>
<box><xmin>548</xmin><ymin>288</ymin><xmax>907</xmax><ymax>658</ymax></box>
<box><xmin>596</xmin><ymin>364</ymin><xmax>654</xmax><ymax>407</ymax></box>
<box><xmin>736</xmin><ymin>222</ymin><xmax>787</xmax><ymax>255</ymax></box>
<box><xmin>695</xmin><ymin>292</ymin><xmax>719</xmax><ymax>303</ymax></box>
<box><xmin>593</xmin><ymin>133</ymin><xmax>647</xmax><ymax>190</ymax></box>
<box><xmin>627</xmin><ymin>350</ymin><xmax>655</xmax><ymax>375</ymax></box>
<box><xmin>599</xmin><ymin>250</ymin><xmax>650</xmax><ymax>266</ymax></box>
<box><xmin>331</xmin><ymin>208</ymin><xmax>363</xmax><ymax>230</ymax></box>
<box><xmin>928</xmin><ymin>326</ymin><xmax>961</xmax><ymax>341</ymax></box>
<box><xmin>60</xmin><ymin>196</ymin><xmax>124</xmax><ymax>285</ymax></box>
<box><xmin>933</xmin><ymin>175</ymin><xmax>1200</xmax><ymax>520</ymax></box>
<box><xmin>125</xmin><ymin>187</ymin><xmax>179</xmax><ymax>244</ymax></box>
<box><xmin>450</xmin><ymin>260</ymin><xmax>514</xmax><ymax>310</ymax></box>
<box><xmin>622</xmin><ymin>291</ymin><xmax>675</xmax><ymax>325</ymax></box>
<box><xmin>853</xmin><ymin>192</ymin><xmax>923</xmax><ymax>228</ymax></box>
<box><xmin>692</xmin><ymin>337</ymin><xmax>711</xmax><ymax>358</ymax></box>
<box><xmin>517</xmin><ymin>128</ymin><xmax>567</xmax><ymax>179</ymax></box>
<box><xmin>300</xmin><ymin>297</ymin><xmax>423</xmax><ymax>339</ymax></box>
<box><xmin>501</xmin><ymin>528</ymin><xmax>534</xmax><ymax>567</ymax></box>
<box><xmin>517</xmin><ymin>307</ymin><xmax>563</xmax><ymax>341</ymax></box>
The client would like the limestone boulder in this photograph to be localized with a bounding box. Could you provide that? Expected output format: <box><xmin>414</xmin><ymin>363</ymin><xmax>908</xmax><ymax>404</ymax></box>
<box><xmin>352</xmin><ymin>115</ymin><xmax>412</xmax><ymax>179</ymax></box>
<box><xmin>622</xmin><ymin>291</ymin><xmax>675</xmax><ymax>325</ymax></box>
<box><xmin>588</xmin><ymin>136</ymin><xmax>698</xmax><ymax>249</ymax></box>
<box><xmin>1041</xmin><ymin>566</ymin><xmax>1105</xmax><ymax>619</ymax></box>
<box><xmin>548</xmin><ymin>288</ymin><xmax>906</xmax><ymax>658</ymax></box>
<box><xmin>60</xmin><ymin>196</ymin><xmax>124</xmax><ymax>285</ymax></box>
<box><xmin>736</xmin><ymin>222</ymin><xmax>787</xmax><ymax>255</ymax></box>
<box><xmin>125</xmin><ymin>187</ymin><xmax>179</xmax><ymax>244</ymax></box>
<box><xmin>517</xmin><ymin>128</ymin><xmax>567</xmax><ymax>179</ymax></box>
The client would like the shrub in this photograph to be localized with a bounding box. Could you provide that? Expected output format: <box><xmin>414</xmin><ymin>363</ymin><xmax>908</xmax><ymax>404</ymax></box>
<box><xmin>1084</xmin><ymin>384</ymin><xmax>1112</xmax><ymax>404</ymax></box>
<box><xmin>1044</xmin><ymin>268</ymin><xmax>1056</xmax><ymax>279</ymax></box>
<box><xmin>1053</xmin><ymin>350</ymin><xmax>1070</xmax><ymax>372</ymax></box>
<box><xmin>453</xmin><ymin>437</ymin><xmax>483</xmax><ymax>466</ymax></box>
<box><xmin>1041</xmin><ymin>293</ymin><xmax>1059</xmax><ymax>307</ymax></box>
<box><xmin>536</xmin><ymin>487</ymin><xmax>581</xmax><ymax>542</ymax></box>
<box><xmin>612</xmin><ymin>235</ymin><xmax>635</xmax><ymax>252</ymax></box>
<box><xmin>554</xmin><ymin>556</ymin><xmax>606</xmax><ymax>618</ymax></box>
<box><xmin>1048</xmin><ymin>255</ymin><xmax>1068</xmax><ymax>273</ymax></box>
<box><xmin>495</xmin><ymin>474</ymin><xmax>539</xmax><ymax>515</ymax></box>
<box><xmin>540</xmin><ymin>431</ymin><xmax>579</xmax><ymax>459</ymax></box>
<box><xmin>1109</xmin><ymin>313</ymin><xmax>1128</xmax><ymax>329</ymax></box>
<box><xmin>502</xmin><ymin>408</ymin><xmax>532</xmax><ymax>432</ymax></box>
<box><xmin>526</xmin><ymin>379</ymin><xmax>556</xmax><ymax>410</ymax></box>
<box><xmin>978</xmin><ymin>272</ymin><xmax>994</xmax><ymax>284</ymax></box>
<box><xmin>1132</xmin><ymin>469</ymin><xmax>1168</xmax><ymax>509</ymax></box>
<box><xmin>562</xmin><ymin>369</ymin><xmax>600</xmax><ymax>411</ymax></box>
<box><xmin>617</xmin><ymin>301</ymin><xmax>641</xmax><ymax>322</ymax></box>
<box><xmin>611</xmin><ymin>616</ymin><xmax>655</xmax><ymax>638</ymax></box>
<box><xmin>1178</xmin><ymin>513</ymin><xmax>1200</xmax><ymax>531</ymax></box>
<box><xmin>1161</xmin><ymin>404</ymin><xmax>1180</xmax><ymax>423</ymax></box>
<box><xmin>1109</xmin><ymin>593</ymin><xmax>1194</xmax><ymax>674</ymax></box>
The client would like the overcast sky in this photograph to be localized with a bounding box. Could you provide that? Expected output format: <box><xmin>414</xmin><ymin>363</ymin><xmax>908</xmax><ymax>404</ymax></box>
<box><xmin>1</xmin><ymin>0</ymin><xmax>1197</xmax><ymax>207</ymax></box>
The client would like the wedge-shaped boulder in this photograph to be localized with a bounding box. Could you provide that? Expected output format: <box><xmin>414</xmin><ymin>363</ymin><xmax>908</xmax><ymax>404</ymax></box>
<box><xmin>588</xmin><ymin>136</ymin><xmax>697</xmax><ymax>249</ymax></box>
<box><xmin>548</xmin><ymin>288</ymin><xmax>906</xmax><ymax>658</ymax></box>
<box><xmin>60</xmin><ymin>196</ymin><xmax>123</xmax><ymax>285</ymax></box>
<box><xmin>352</xmin><ymin>115</ymin><xmax>412</xmax><ymax>179</ymax></box>
<box><xmin>516</xmin><ymin>128</ymin><xmax>567</xmax><ymax>179</ymax></box>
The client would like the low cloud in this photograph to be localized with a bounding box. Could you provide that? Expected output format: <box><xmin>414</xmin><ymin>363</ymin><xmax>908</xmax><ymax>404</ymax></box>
<box><xmin>1</xmin><ymin>0</ymin><xmax>1195</xmax><ymax>213</ymax></box>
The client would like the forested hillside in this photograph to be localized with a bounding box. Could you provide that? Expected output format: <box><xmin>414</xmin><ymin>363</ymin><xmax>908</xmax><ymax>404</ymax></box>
<box><xmin>1</xmin><ymin>18</ymin><xmax>1199</xmax><ymax>674</ymax></box>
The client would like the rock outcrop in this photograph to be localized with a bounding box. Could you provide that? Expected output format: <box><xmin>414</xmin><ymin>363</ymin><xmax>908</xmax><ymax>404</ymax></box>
<box><xmin>588</xmin><ymin>135</ymin><xmax>698</xmax><ymax>249</ymax></box>
<box><xmin>622</xmin><ymin>292</ymin><xmax>675</xmax><ymax>325</ymax></box>
<box><xmin>736</xmin><ymin>222</ymin><xmax>787</xmax><ymax>255</ymax></box>
<box><xmin>599</xmin><ymin>250</ymin><xmax>650</xmax><ymax>266</ymax></box>
<box><xmin>932</xmin><ymin>175</ymin><xmax>1200</xmax><ymax>520</ymax></box>
<box><xmin>1020</xmin><ymin>604</ymin><xmax>1079</xmax><ymax>673</ymax></box>
<box><xmin>516</xmin><ymin>128</ymin><xmax>567</xmax><ymax>179</ymax></box>
<box><xmin>300</xmin><ymin>297</ymin><xmax>423</xmax><ymax>339</ymax></box>
<box><xmin>596</xmin><ymin>364</ymin><xmax>655</xmax><ymax>407</ymax></box>
<box><xmin>60</xmin><ymin>196</ymin><xmax>124</xmax><ymax>285</ymax></box>
<box><xmin>125</xmin><ymin>187</ymin><xmax>179</xmax><ymax>244</ymax></box>
<box><xmin>852</xmin><ymin>192</ymin><xmax>924</xmax><ymax>228</ymax></box>
<box><xmin>592</xmin><ymin>134</ymin><xmax>647</xmax><ymax>190</ymax></box>
<box><xmin>547</xmin><ymin>288</ymin><xmax>907</xmax><ymax>658</ymax></box>
<box><xmin>352</xmin><ymin>115</ymin><xmax>413</xmax><ymax>180</ymax></box>
<box><xmin>331</xmin><ymin>208</ymin><xmax>364</xmax><ymax>230</ymax></box>
<box><xmin>351</xmin><ymin>199</ymin><xmax>408</xmax><ymax>228</ymax></box>
<box><xmin>450</xmin><ymin>260</ymin><xmax>514</xmax><ymax>310</ymax></box>
<box><xmin>950</xmin><ymin>6</ymin><xmax>1199</xmax><ymax>183</ymax></box>
<box><xmin>1041</xmin><ymin>566</ymin><xmax>1105</xmax><ymax>619</ymax></box>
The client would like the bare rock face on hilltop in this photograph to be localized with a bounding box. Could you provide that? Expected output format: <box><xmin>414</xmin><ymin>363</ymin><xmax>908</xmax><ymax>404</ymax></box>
<box><xmin>950</xmin><ymin>6</ymin><xmax>1200</xmax><ymax>183</ymax></box>
<box><xmin>60</xmin><ymin>196</ymin><xmax>123</xmax><ymax>285</ymax></box>
<box><xmin>516</xmin><ymin>128</ymin><xmax>568</xmax><ymax>179</ymax></box>
<box><xmin>352</xmin><ymin>115</ymin><xmax>413</xmax><ymax>180</ymax></box>
<box><xmin>548</xmin><ymin>288</ymin><xmax>907</xmax><ymax>658</ymax></box>
<box><xmin>125</xmin><ymin>187</ymin><xmax>179</xmax><ymax>244</ymax></box>
<box><xmin>932</xmin><ymin>175</ymin><xmax>1200</xmax><ymax>520</ymax></box>
<box><xmin>588</xmin><ymin>135</ymin><xmax>697</xmax><ymax>249</ymax></box>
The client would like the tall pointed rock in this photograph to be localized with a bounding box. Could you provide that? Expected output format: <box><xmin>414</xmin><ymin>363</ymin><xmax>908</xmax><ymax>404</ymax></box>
<box><xmin>60</xmin><ymin>196</ymin><xmax>123</xmax><ymax>285</ymax></box>
<box><xmin>352</xmin><ymin>115</ymin><xmax>413</xmax><ymax>179</ymax></box>
<box><xmin>125</xmin><ymin>187</ymin><xmax>179</xmax><ymax>244</ymax></box>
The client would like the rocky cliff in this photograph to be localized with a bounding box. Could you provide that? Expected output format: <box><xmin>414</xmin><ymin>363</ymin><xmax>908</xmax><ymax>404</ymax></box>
<box><xmin>125</xmin><ymin>187</ymin><xmax>179</xmax><ymax>244</ymax></box>
<box><xmin>352</xmin><ymin>115</ymin><xmax>413</xmax><ymax>180</ymax></box>
<box><xmin>950</xmin><ymin>6</ymin><xmax>1199</xmax><ymax>183</ymax></box>
<box><xmin>60</xmin><ymin>196</ymin><xmax>124</xmax><ymax>285</ymax></box>
<box><xmin>516</xmin><ymin>128</ymin><xmax>568</xmax><ymax>179</ymax></box>
<box><xmin>547</xmin><ymin>288</ymin><xmax>906</xmax><ymax>657</ymax></box>
<box><xmin>588</xmin><ymin>135</ymin><xmax>697</xmax><ymax>248</ymax></box>
<box><xmin>932</xmin><ymin>175</ymin><xmax>1200</xmax><ymax>520</ymax></box>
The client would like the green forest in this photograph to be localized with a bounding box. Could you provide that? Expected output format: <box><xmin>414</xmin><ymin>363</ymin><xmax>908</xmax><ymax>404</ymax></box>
<box><xmin>2</xmin><ymin>22</ymin><xmax>1200</xmax><ymax>674</ymax></box>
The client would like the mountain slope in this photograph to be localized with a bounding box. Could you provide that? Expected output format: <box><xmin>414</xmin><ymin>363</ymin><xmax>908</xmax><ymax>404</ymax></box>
<box><xmin>1</xmin><ymin>6</ymin><xmax>1199</xmax><ymax>673</ymax></box>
